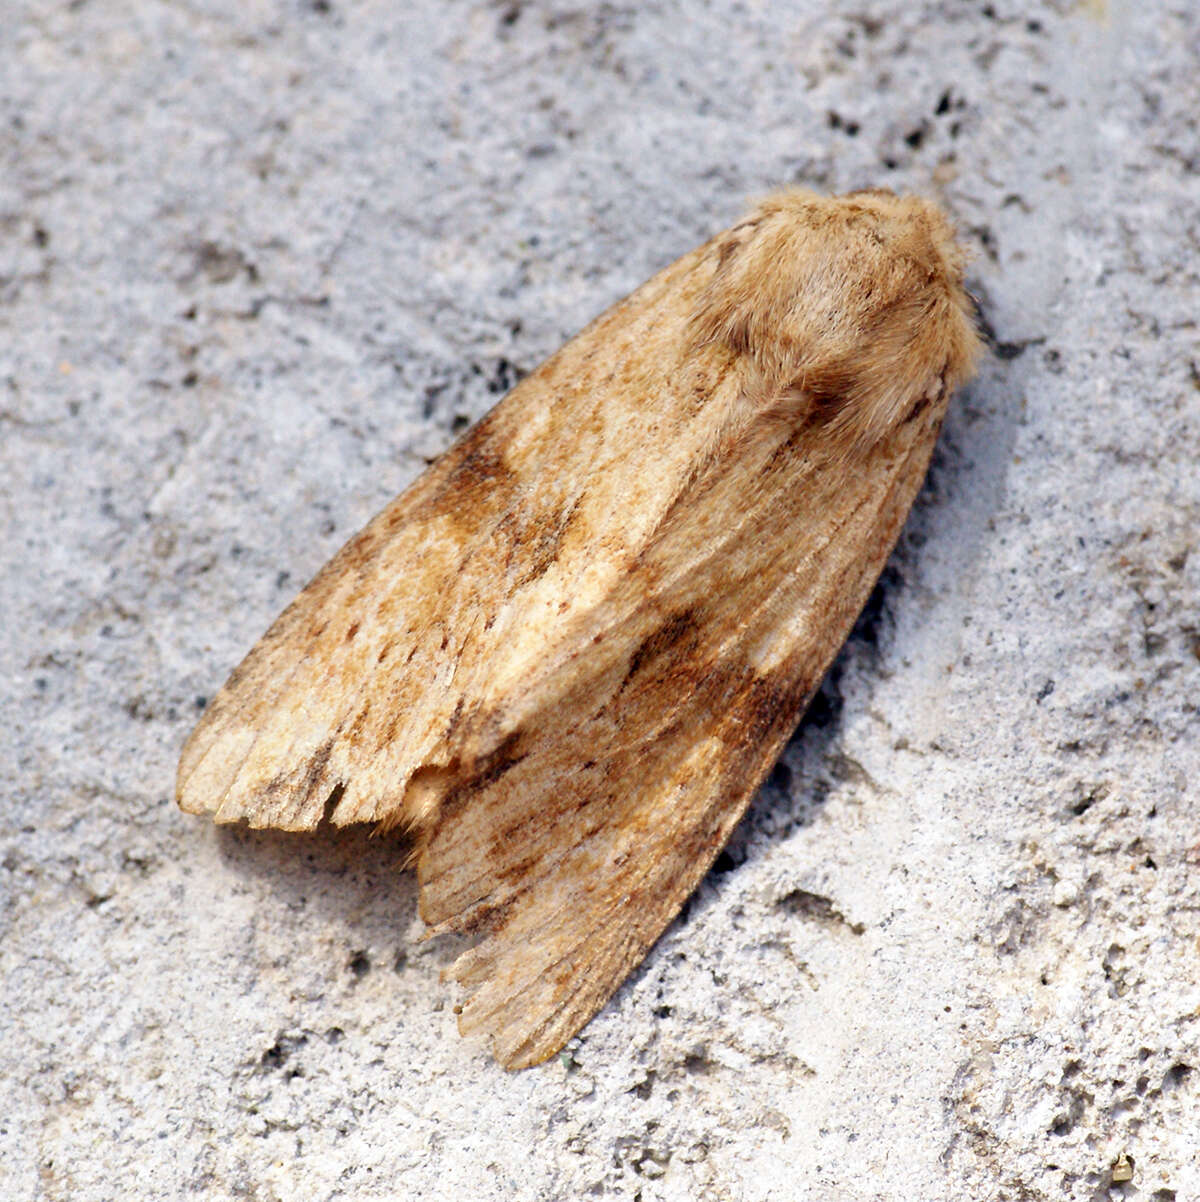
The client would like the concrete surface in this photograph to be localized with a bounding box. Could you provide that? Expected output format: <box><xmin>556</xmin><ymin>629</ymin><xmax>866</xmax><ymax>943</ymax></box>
<box><xmin>2</xmin><ymin>1</ymin><xmax>1197</xmax><ymax>1199</ymax></box>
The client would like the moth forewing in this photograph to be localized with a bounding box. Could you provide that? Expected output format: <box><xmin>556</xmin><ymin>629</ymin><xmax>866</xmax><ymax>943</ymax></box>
<box><xmin>177</xmin><ymin>188</ymin><xmax>979</xmax><ymax>1067</ymax></box>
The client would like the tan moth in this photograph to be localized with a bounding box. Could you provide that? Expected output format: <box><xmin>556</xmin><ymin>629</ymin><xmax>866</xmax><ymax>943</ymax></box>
<box><xmin>178</xmin><ymin>189</ymin><xmax>980</xmax><ymax>1068</ymax></box>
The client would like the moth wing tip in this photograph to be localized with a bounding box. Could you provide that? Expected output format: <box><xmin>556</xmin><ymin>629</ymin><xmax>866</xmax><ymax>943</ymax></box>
<box><xmin>174</xmin><ymin>765</ymin><xmax>214</xmax><ymax>816</ymax></box>
<box><xmin>458</xmin><ymin>1009</ymin><xmax>560</xmax><ymax>1072</ymax></box>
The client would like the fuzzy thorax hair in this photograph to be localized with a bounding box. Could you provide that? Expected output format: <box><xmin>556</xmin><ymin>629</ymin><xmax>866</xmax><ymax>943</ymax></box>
<box><xmin>693</xmin><ymin>188</ymin><xmax>980</xmax><ymax>454</ymax></box>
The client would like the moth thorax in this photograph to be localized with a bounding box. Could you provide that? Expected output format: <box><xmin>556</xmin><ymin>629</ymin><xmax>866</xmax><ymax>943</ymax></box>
<box><xmin>695</xmin><ymin>189</ymin><xmax>981</xmax><ymax>453</ymax></box>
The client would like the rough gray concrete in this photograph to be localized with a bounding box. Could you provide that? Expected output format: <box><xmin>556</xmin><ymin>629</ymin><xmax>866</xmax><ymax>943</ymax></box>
<box><xmin>2</xmin><ymin>1</ymin><xmax>1197</xmax><ymax>1198</ymax></box>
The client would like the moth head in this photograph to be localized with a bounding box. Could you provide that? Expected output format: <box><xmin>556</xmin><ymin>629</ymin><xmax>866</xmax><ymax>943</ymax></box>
<box><xmin>695</xmin><ymin>188</ymin><xmax>981</xmax><ymax>454</ymax></box>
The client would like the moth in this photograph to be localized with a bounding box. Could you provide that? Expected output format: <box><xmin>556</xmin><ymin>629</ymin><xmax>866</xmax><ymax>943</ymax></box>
<box><xmin>178</xmin><ymin>188</ymin><xmax>980</xmax><ymax>1068</ymax></box>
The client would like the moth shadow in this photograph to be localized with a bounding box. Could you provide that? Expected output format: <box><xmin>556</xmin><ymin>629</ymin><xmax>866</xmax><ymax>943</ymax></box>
<box><xmin>210</xmin><ymin>819</ymin><xmax>465</xmax><ymax>974</ymax></box>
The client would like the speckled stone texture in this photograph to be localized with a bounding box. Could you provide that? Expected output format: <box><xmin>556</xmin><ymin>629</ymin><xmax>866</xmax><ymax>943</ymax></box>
<box><xmin>2</xmin><ymin>1</ymin><xmax>1197</xmax><ymax>1199</ymax></box>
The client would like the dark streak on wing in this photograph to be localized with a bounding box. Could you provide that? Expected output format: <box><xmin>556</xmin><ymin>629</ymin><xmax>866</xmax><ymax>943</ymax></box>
<box><xmin>419</xmin><ymin>418</ymin><xmax>516</xmax><ymax>523</ymax></box>
<box><xmin>262</xmin><ymin>734</ymin><xmax>335</xmax><ymax>807</ymax></box>
<box><xmin>733</xmin><ymin>669</ymin><xmax>818</xmax><ymax>754</ymax></box>
<box><xmin>512</xmin><ymin>495</ymin><xmax>584</xmax><ymax>588</ymax></box>
<box><xmin>902</xmin><ymin>375</ymin><xmax>946</xmax><ymax>426</ymax></box>
<box><xmin>622</xmin><ymin>607</ymin><xmax>701</xmax><ymax>689</ymax></box>
<box><xmin>433</xmin><ymin>732</ymin><xmax>529</xmax><ymax>830</ymax></box>
<box><xmin>437</xmin><ymin>445</ymin><xmax>511</xmax><ymax>514</ymax></box>
<box><xmin>300</xmin><ymin>737</ymin><xmax>338</xmax><ymax>808</ymax></box>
